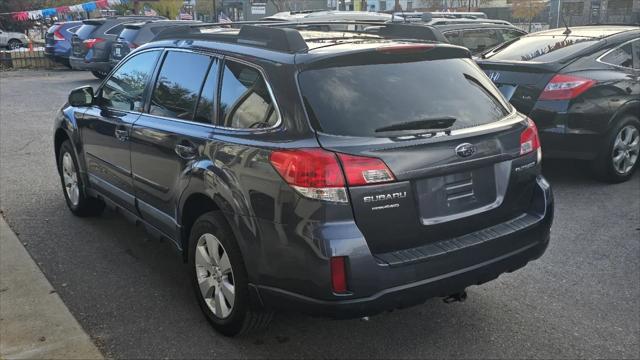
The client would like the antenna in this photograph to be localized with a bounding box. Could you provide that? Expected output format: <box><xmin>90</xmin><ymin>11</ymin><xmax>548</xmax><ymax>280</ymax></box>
<box><xmin>560</xmin><ymin>10</ymin><xmax>571</xmax><ymax>35</ymax></box>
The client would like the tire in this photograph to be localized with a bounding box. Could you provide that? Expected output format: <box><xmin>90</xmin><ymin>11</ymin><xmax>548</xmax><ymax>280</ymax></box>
<box><xmin>592</xmin><ymin>114</ymin><xmax>640</xmax><ymax>183</ymax></box>
<box><xmin>7</xmin><ymin>39</ymin><xmax>22</xmax><ymax>50</ymax></box>
<box><xmin>188</xmin><ymin>212</ymin><xmax>273</xmax><ymax>336</ymax></box>
<box><xmin>57</xmin><ymin>140</ymin><xmax>105</xmax><ymax>217</ymax></box>
<box><xmin>91</xmin><ymin>70</ymin><xmax>108</xmax><ymax>79</ymax></box>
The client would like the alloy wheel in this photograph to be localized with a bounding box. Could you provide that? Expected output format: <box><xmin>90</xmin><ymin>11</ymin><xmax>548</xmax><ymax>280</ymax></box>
<box><xmin>195</xmin><ymin>233</ymin><xmax>235</xmax><ymax>319</ymax></box>
<box><xmin>62</xmin><ymin>152</ymin><xmax>80</xmax><ymax>206</ymax></box>
<box><xmin>612</xmin><ymin>125</ymin><xmax>640</xmax><ymax>175</ymax></box>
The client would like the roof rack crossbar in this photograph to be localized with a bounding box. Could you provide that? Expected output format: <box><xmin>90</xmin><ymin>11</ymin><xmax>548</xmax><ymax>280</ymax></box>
<box><xmin>153</xmin><ymin>21</ymin><xmax>447</xmax><ymax>53</ymax></box>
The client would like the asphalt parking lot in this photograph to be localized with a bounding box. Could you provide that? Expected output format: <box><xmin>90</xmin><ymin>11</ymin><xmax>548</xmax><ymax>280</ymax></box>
<box><xmin>1</xmin><ymin>70</ymin><xmax>639</xmax><ymax>359</ymax></box>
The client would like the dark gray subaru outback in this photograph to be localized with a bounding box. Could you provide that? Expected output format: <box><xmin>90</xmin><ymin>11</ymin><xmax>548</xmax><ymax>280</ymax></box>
<box><xmin>53</xmin><ymin>22</ymin><xmax>554</xmax><ymax>336</ymax></box>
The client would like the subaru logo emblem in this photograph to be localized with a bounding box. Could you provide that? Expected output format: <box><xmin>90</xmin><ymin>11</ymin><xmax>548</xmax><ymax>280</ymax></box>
<box><xmin>488</xmin><ymin>72</ymin><xmax>501</xmax><ymax>82</ymax></box>
<box><xmin>455</xmin><ymin>143</ymin><xmax>476</xmax><ymax>158</ymax></box>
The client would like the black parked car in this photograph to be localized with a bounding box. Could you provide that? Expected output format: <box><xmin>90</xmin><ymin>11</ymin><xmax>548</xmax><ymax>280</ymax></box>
<box><xmin>437</xmin><ymin>23</ymin><xmax>526</xmax><ymax>55</ymax></box>
<box><xmin>477</xmin><ymin>25</ymin><xmax>640</xmax><ymax>182</ymax></box>
<box><xmin>109</xmin><ymin>20</ymin><xmax>201</xmax><ymax>67</ymax></box>
<box><xmin>54</xmin><ymin>22</ymin><xmax>553</xmax><ymax>336</ymax></box>
<box><xmin>70</xmin><ymin>16</ymin><xmax>164</xmax><ymax>78</ymax></box>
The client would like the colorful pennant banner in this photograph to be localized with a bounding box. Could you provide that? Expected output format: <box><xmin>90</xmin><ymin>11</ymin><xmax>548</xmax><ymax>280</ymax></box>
<box><xmin>5</xmin><ymin>0</ymin><xmax>129</xmax><ymax>21</ymax></box>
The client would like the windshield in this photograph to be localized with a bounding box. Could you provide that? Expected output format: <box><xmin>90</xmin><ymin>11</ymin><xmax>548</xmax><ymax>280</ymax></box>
<box><xmin>75</xmin><ymin>24</ymin><xmax>99</xmax><ymax>39</ymax></box>
<box><xmin>483</xmin><ymin>35</ymin><xmax>598</xmax><ymax>62</ymax></box>
<box><xmin>299</xmin><ymin>58</ymin><xmax>510</xmax><ymax>137</ymax></box>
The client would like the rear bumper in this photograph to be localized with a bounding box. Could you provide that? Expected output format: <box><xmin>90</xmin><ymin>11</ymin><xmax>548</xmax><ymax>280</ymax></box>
<box><xmin>69</xmin><ymin>56</ymin><xmax>111</xmax><ymax>72</ymax></box>
<box><xmin>529</xmin><ymin>100</ymin><xmax>612</xmax><ymax>160</ymax></box>
<box><xmin>254</xmin><ymin>176</ymin><xmax>553</xmax><ymax>318</ymax></box>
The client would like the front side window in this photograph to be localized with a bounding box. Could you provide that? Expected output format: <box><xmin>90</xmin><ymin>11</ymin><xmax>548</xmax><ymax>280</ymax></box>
<box><xmin>149</xmin><ymin>51</ymin><xmax>212</xmax><ymax>121</ymax></box>
<box><xmin>218</xmin><ymin>60</ymin><xmax>278</xmax><ymax>129</ymax></box>
<box><xmin>600</xmin><ymin>42</ymin><xmax>634</xmax><ymax>69</ymax></box>
<box><xmin>100</xmin><ymin>50</ymin><xmax>160</xmax><ymax>112</ymax></box>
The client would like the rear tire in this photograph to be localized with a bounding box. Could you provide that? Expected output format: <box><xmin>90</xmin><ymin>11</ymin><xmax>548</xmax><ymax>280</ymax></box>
<box><xmin>91</xmin><ymin>70</ymin><xmax>108</xmax><ymax>79</ymax></box>
<box><xmin>57</xmin><ymin>140</ymin><xmax>104</xmax><ymax>217</ymax></box>
<box><xmin>188</xmin><ymin>212</ymin><xmax>273</xmax><ymax>336</ymax></box>
<box><xmin>592</xmin><ymin>114</ymin><xmax>640</xmax><ymax>183</ymax></box>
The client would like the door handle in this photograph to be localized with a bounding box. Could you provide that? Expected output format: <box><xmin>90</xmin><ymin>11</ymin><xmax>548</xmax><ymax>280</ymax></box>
<box><xmin>115</xmin><ymin>127</ymin><xmax>128</xmax><ymax>141</ymax></box>
<box><xmin>175</xmin><ymin>143</ymin><xmax>197</xmax><ymax>160</ymax></box>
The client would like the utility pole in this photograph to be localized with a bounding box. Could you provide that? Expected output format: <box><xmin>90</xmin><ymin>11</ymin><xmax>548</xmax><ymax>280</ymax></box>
<box><xmin>211</xmin><ymin>0</ymin><xmax>217</xmax><ymax>22</ymax></box>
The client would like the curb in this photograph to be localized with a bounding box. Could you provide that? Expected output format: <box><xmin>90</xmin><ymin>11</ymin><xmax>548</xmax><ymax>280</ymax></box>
<box><xmin>0</xmin><ymin>216</ymin><xmax>104</xmax><ymax>360</ymax></box>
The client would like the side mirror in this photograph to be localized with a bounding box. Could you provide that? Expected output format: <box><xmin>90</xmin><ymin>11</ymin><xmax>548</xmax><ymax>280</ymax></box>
<box><xmin>68</xmin><ymin>86</ymin><xmax>94</xmax><ymax>107</ymax></box>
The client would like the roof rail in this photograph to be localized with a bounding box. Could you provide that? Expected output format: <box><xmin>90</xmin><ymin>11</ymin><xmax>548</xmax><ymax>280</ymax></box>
<box><xmin>153</xmin><ymin>21</ymin><xmax>447</xmax><ymax>53</ymax></box>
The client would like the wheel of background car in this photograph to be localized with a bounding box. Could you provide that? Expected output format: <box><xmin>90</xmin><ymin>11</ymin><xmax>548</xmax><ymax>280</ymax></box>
<box><xmin>188</xmin><ymin>211</ymin><xmax>272</xmax><ymax>336</ymax></box>
<box><xmin>7</xmin><ymin>39</ymin><xmax>21</xmax><ymax>50</ymax></box>
<box><xmin>57</xmin><ymin>140</ymin><xmax>105</xmax><ymax>217</ymax></box>
<box><xmin>593</xmin><ymin>114</ymin><xmax>640</xmax><ymax>183</ymax></box>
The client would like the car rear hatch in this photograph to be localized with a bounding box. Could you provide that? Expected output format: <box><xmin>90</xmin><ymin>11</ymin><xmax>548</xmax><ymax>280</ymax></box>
<box><xmin>72</xmin><ymin>20</ymin><xmax>103</xmax><ymax>58</ymax></box>
<box><xmin>298</xmin><ymin>44</ymin><xmax>541</xmax><ymax>254</ymax></box>
<box><xmin>476</xmin><ymin>34</ymin><xmax>601</xmax><ymax>115</ymax></box>
<box><xmin>111</xmin><ymin>25</ymin><xmax>140</xmax><ymax>61</ymax></box>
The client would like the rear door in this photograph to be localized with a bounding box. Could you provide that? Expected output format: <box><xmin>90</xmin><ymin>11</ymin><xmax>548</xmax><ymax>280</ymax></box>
<box><xmin>79</xmin><ymin>50</ymin><xmax>161</xmax><ymax>212</ymax></box>
<box><xmin>130</xmin><ymin>50</ymin><xmax>218</xmax><ymax>240</ymax></box>
<box><xmin>299</xmin><ymin>54</ymin><xmax>537</xmax><ymax>254</ymax></box>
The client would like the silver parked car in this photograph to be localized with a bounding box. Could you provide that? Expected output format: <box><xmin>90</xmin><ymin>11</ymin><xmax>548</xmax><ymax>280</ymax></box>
<box><xmin>0</xmin><ymin>29</ymin><xmax>28</xmax><ymax>50</ymax></box>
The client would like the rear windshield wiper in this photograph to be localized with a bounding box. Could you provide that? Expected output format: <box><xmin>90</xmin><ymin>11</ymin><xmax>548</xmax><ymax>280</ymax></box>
<box><xmin>374</xmin><ymin>117</ymin><xmax>456</xmax><ymax>133</ymax></box>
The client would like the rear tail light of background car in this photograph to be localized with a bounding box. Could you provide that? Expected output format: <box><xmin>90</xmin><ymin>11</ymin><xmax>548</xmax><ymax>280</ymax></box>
<box><xmin>129</xmin><ymin>42</ymin><xmax>139</xmax><ymax>49</ymax></box>
<box><xmin>83</xmin><ymin>38</ymin><xmax>105</xmax><ymax>49</ymax></box>
<box><xmin>539</xmin><ymin>74</ymin><xmax>595</xmax><ymax>100</ymax></box>
<box><xmin>53</xmin><ymin>25</ymin><xmax>65</xmax><ymax>41</ymax></box>
<box><xmin>520</xmin><ymin>118</ymin><xmax>542</xmax><ymax>162</ymax></box>
<box><xmin>269</xmin><ymin>148</ymin><xmax>395</xmax><ymax>203</ymax></box>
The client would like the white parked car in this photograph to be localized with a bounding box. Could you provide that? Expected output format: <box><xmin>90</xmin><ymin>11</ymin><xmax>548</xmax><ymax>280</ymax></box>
<box><xmin>0</xmin><ymin>29</ymin><xmax>28</xmax><ymax>50</ymax></box>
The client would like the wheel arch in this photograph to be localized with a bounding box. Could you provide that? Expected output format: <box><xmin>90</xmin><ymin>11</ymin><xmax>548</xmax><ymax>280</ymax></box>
<box><xmin>608</xmin><ymin>100</ymin><xmax>640</xmax><ymax>129</ymax></box>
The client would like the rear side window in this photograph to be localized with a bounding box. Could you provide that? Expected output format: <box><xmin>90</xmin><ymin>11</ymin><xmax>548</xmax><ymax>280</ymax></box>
<box><xmin>461</xmin><ymin>29</ymin><xmax>500</xmax><ymax>53</ymax></box>
<box><xmin>105</xmin><ymin>23</ymin><xmax>125</xmax><ymax>35</ymax></box>
<box><xmin>299</xmin><ymin>58</ymin><xmax>510</xmax><ymax>137</ymax></box>
<box><xmin>443</xmin><ymin>31</ymin><xmax>462</xmax><ymax>45</ymax></box>
<box><xmin>74</xmin><ymin>24</ymin><xmax>99</xmax><ymax>39</ymax></box>
<box><xmin>149</xmin><ymin>51</ymin><xmax>212</xmax><ymax>121</ymax></box>
<box><xmin>101</xmin><ymin>50</ymin><xmax>160</xmax><ymax>112</ymax></box>
<box><xmin>483</xmin><ymin>35</ymin><xmax>598</xmax><ymax>62</ymax></box>
<box><xmin>218</xmin><ymin>61</ymin><xmax>278</xmax><ymax>129</ymax></box>
<box><xmin>194</xmin><ymin>58</ymin><xmax>220</xmax><ymax>124</ymax></box>
<box><xmin>600</xmin><ymin>42</ymin><xmax>634</xmax><ymax>69</ymax></box>
<box><xmin>67</xmin><ymin>25</ymin><xmax>80</xmax><ymax>34</ymax></box>
<box><xmin>118</xmin><ymin>28</ymin><xmax>139</xmax><ymax>41</ymax></box>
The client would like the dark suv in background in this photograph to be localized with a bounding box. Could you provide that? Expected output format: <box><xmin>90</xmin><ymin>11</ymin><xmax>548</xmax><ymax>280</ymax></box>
<box><xmin>70</xmin><ymin>16</ymin><xmax>164</xmax><ymax>78</ymax></box>
<box><xmin>54</xmin><ymin>22</ymin><xmax>553</xmax><ymax>336</ymax></box>
<box><xmin>478</xmin><ymin>26</ymin><xmax>640</xmax><ymax>182</ymax></box>
<box><xmin>109</xmin><ymin>20</ymin><xmax>201</xmax><ymax>67</ymax></box>
<box><xmin>438</xmin><ymin>23</ymin><xmax>526</xmax><ymax>55</ymax></box>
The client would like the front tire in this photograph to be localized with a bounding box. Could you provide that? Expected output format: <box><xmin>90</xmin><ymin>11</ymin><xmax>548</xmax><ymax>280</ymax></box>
<box><xmin>592</xmin><ymin>115</ymin><xmax>640</xmax><ymax>183</ymax></box>
<box><xmin>188</xmin><ymin>212</ymin><xmax>272</xmax><ymax>336</ymax></box>
<box><xmin>57</xmin><ymin>140</ymin><xmax>104</xmax><ymax>216</ymax></box>
<box><xmin>7</xmin><ymin>39</ymin><xmax>22</xmax><ymax>50</ymax></box>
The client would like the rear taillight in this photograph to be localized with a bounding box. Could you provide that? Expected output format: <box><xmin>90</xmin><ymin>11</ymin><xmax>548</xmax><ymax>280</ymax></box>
<box><xmin>330</xmin><ymin>256</ymin><xmax>348</xmax><ymax>293</ymax></box>
<box><xmin>269</xmin><ymin>148</ymin><xmax>395</xmax><ymax>202</ymax></box>
<box><xmin>337</xmin><ymin>153</ymin><xmax>395</xmax><ymax>186</ymax></box>
<box><xmin>269</xmin><ymin>148</ymin><xmax>348</xmax><ymax>203</ymax></box>
<box><xmin>520</xmin><ymin>118</ymin><xmax>541</xmax><ymax>161</ymax></box>
<box><xmin>129</xmin><ymin>42</ymin><xmax>139</xmax><ymax>49</ymax></box>
<box><xmin>53</xmin><ymin>25</ymin><xmax>65</xmax><ymax>41</ymax></box>
<box><xmin>83</xmin><ymin>38</ymin><xmax>105</xmax><ymax>49</ymax></box>
<box><xmin>539</xmin><ymin>74</ymin><xmax>595</xmax><ymax>101</ymax></box>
